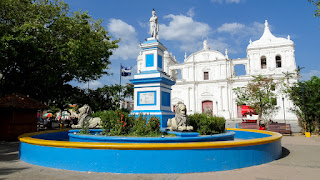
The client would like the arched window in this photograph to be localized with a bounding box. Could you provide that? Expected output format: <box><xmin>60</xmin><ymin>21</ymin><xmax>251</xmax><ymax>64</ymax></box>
<box><xmin>204</xmin><ymin>72</ymin><xmax>209</xmax><ymax>80</ymax></box>
<box><xmin>261</xmin><ymin>56</ymin><xmax>267</xmax><ymax>69</ymax></box>
<box><xmin>276</xmin><ymin>55</ymin><xmax>281</xmax><ymax>68</ymax></box>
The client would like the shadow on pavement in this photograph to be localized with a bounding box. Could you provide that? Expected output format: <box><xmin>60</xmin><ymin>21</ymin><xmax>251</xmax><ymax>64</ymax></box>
<box><xmin>0</xmin><ymin>141</ymin><xmax>20</xmax><ymax>162</ymax></box>
<box><xmin>279</xmin><ymin>147</ymin><xmax>290</xmax><ymax>159</ymax></box>
<box><xmin>0</xmin><ymin>167</ymin><xmax>29</xmax><ymax>176</ymax></box>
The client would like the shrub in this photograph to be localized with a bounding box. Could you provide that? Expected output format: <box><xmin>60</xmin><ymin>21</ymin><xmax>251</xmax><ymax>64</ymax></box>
<box><xmin>131</xmin><ymin>113</ymin><xmax>148</xmax><ymax>136</ymax></box>
<box><xmin>97</xmin><ymin>111</ymin><xmax>162</xmax><ymax>137</ymax></box>
<box><xmin>145</xmin><ymin>116</ymin><xmax>161</xmax><ymax>136</ymax></box>
<box><xmin>188</xmin><ymin>113</ymin><xmax>226</xmax><ymax>135</ymax></box>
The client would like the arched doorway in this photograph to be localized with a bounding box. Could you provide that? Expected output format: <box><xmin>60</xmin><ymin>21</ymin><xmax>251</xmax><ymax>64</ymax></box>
<box><xmin>202</xmin><ymin>100</ymin><xmax>213</xmax><ymax>115</ymax></box>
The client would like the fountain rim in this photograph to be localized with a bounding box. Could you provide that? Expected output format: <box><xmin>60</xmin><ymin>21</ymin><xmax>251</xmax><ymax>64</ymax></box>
<box><xmin>18</xmin><ymin>128</ymin><xmax>282</xmax><ymax>150</ymax></box>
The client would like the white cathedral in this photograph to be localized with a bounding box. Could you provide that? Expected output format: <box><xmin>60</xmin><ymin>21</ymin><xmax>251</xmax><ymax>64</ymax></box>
<box><xmin>136</xmin><ymin>17</ymin><xmax>299</xmax><ymax>131</ymax></box>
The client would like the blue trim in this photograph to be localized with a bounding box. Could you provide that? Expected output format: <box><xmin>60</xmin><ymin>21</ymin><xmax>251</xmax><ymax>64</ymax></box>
<box><xmin>146</xmin><ymin>54</ymin><xmax>154</xmax><ymax>67</ymax></box>
<box><xmin>137</xmin><ymin>91</ymin><xmax>156</xmax><ymax>106</ymax></box>
<box><xmin>134</xmin><ymin>85</ymin><xmax>172</xmax><ymax>91</ymax></box>
<box><xmin>161</xmin><ymin>91</ymin><xmax>170</xmax><ymax>107</ymax></box>
<box><xmin>130</xmin><ymin>77</ymin><xmax>175</xmax><ymax>86</ymax></box>
<box><xmin>142</xmin><ymin>47</ymin><xmax>164</xmax><ymax>53</ymax></box>
<box><xmin>68</xmin><ymin>130</ymin><xmax>235</xmax><ymax>143</ymax></box>
<box><xmin>166</xmin><ymin>131</ymin><xmax>200</xmax><ymax>137</ymax></box>
<box><xmin>142</xmin><ymin>39</ymin><xmax>158</xmax><ymax>44</ymax></box>
<box><xmin>158</xmin><ymin>55</ymin><xmax>163</xmax><ymax>69</ymax></box>
<box><xmin>131</xmin><ymin>110</ymin><xmax>173</xmax><ymax>113</ymax></box>
<box><xmin>137</xmin><ymin>70</ymin><xmax>160</xmax><ymax>74</ymax></box>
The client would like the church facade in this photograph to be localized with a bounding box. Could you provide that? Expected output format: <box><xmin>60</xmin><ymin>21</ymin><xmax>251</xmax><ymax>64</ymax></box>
<box><xmin>134</xmin><ymin>10</ymin><xmax>299</xmax><ymax>131</ymax></box>
<box><xmin>167</xmin><ymin>20</ymin><xmax>299</xmax><ymax>131</ymax></box>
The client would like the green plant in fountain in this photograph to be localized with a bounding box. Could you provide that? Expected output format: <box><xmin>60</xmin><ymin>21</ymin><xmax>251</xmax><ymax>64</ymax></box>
<box><xmin>79</xmin><ymin>116</ymin><xmax>90</xmax><ymax>134</ymax></box>
<box><xmin>97</xmin><ymin>111</ymin><xmax>162</xmax><ymax>137</ymax></box>
<box><xmin>188</xmin><ymin>114</ymin><xmax>226</xmax><ymax>135</ymax></box>
<box><xmin>145</xmin><ymin>116</ymin><xmax>161</xmax><ymax>136</ymax></box>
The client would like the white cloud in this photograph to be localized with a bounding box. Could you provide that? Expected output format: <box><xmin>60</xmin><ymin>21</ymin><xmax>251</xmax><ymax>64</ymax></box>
<box><xmin>217</xmin><ymin>23</ymin><xmax>245</xmax><ymax>35</ymax></box>
<box><xmin>159</xmin><ymin>14</ymin><xmax>211</xmax><ymax>52</ymax></box>
<box><xmin>300</xmin><ymin>70</ymin><xmax>320</xmax><ymax>81</ymax></box>
<box><xmin>211</xmin><ymin>0</ymin><xmax>244</xmax><ymax>4</ymax></box>
<box><xmin>217</xmin><ymin>22</ymin><xmax>264</xmax><ymax>38</ymax></box>
<box><xmin>79</xmin><ymin>80</ymin><xmax>103</xmax><ymax>90</ymax></box>
<box><xmin>186</xmin><ymin>8</ymin><xmax>195</xmax><ymax>17</ymax></box>
<box><xmin>160</xmin><ymin>14</ymin><xmax>211</xmax><ymax>42</ymax></box>
<box><xmin>108</xmin><ymin>19</ymin><xmax>140</xmax><ymax>60</ymax></box>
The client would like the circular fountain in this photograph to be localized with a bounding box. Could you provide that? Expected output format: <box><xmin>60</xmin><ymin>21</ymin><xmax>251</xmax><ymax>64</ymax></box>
<box><xmin>19</xmin><ymin>128</ymin><xmax>282</xmax><ymax>173</ymax></box>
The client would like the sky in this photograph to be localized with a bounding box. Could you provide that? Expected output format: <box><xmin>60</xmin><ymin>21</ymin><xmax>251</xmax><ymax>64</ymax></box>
<box><xmin>65</xmin><ymin>0</ymin><xmax>320</xmax><ymax>89</ymax></box>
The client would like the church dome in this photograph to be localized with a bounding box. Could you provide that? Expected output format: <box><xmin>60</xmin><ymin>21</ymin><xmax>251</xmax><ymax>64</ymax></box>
<box><xmin>185</xmin><ymin>40</ymin><xmax>226</xmax><ymax>63</ymax></box>
<box><xmin>247</xmin><ymin>20</ymin><xmax>293</xmax><ymax>50</ymax></box>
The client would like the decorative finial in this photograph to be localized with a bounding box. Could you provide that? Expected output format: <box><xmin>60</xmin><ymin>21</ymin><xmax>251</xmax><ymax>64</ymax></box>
<box><xmin>265</xmin><ymin>20</ymin><xmax>269</xmax><ymax>28</ymax></box>
<box><xmin>184</xmin><ymin>52</ymin><xmax>187</xmax><ymax>59</ymax></box>
<box><xmin>150</xmin><ymin>9</ymin><xmax>159</xmax><ymax>39</ymax></box>
<box><xmin>225</xmin><ymin>49</ymin><xmax>228</xmax><ymax>59</ymax></box>
<box><xmin>249</xmin><ymin>39</ymin><xmax>252</xmax><ymax>44</ymax></box>
<box><xmin>203</xmin><ymin>39</ymin><xmax>208</xmax><ymax>50</ymax></box>
<box><xmin>287</xmin><ymin>35</ymin><xmax>290</xmax><ymax>40</ymax></box>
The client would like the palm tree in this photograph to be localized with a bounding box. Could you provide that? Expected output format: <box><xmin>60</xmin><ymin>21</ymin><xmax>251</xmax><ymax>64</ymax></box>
<box><xmin>282</xmin><ymin>71</ymin><xmax>295</xmax><ymax>84</ymax></box>
<box><xmin>295</xmin><ymin>65</ymin><xmax>305</xmax><ymax>79</ymax></box>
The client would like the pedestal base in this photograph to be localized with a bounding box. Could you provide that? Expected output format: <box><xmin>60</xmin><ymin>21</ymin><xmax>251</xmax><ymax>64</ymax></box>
<box><xmin>131</xmin><ymin>110</ymin><xmax>174</xmax><ymax>128</ymax></box>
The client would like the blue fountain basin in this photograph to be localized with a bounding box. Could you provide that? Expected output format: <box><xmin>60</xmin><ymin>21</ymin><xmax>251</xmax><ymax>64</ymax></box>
<box><xmin>68</xmin><ymin>129</ymin><xmax>235</xmax><ymax>143</ymax></box>
<box><xmin>19</xmin><ymin>128</ymin><xmax>282</xmax><ymax>174</ymax></box>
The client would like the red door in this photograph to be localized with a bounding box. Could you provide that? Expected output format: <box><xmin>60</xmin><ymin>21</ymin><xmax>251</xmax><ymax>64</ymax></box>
<box><xmin>202</xmin><ymin>101</ymin><xmax>213</xmax><ymax>115</ymax></box>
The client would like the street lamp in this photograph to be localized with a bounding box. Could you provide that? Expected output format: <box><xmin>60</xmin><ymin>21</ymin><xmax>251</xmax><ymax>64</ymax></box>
<box><xmin>216</xmin><ymin>101</ymin><xmax>218</xmax><ymax>116</ymax></box>
<box><xmin>282</xmin><ymin>97</ymin><xmax>286</xmax><ymax>124</ymax></box>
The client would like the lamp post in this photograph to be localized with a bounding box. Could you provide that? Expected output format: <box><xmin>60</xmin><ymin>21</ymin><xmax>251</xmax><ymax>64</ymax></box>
<box><xmin>282</xmin><ymin>97</ymin><xmax>286</xmax><ymax>124</ymax></box>
<box><xmin>216</xmin><ymin>101</ymin><xmax>218</xmax><ymax>116</ymax></box>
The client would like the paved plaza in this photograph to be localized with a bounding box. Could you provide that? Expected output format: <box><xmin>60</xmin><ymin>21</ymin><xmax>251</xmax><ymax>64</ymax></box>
<box><xmin>1</xmin><ymin>134</ymin><xmax>320</xmax><ymax>180</ymax></box>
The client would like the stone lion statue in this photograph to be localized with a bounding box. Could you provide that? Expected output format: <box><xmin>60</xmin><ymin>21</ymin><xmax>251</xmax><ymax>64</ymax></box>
<box><xmin>71</xmin><ymin>104</ymin><xmax>102</xmax><ymax>129</ymax></box>
<box><xmin>167</xmin><ymin>102</ymin><xmax>193</xmax><ymax>131</ymax></box>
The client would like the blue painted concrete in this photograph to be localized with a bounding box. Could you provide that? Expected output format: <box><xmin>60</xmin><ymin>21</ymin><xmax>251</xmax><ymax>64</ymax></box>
<box><xmin>142</xmin><ymin>47</ymin><xmax>164</xmax><ymax>52</ymax></box>
<box><xmin>130</xmin><ymin>77</ymin><xmax>175</xmax><ymax>86</ymax></box>
<box><xmin>68</xmin><ymin>130</ymin><xmax>235</xmax><ymax>143</ymax></box>
<box><xmin>134</xmin><ymin>85</ymin><xmax>172</xmax><ymax>91</ymax></box>
<box><xmin>146</xmin><ymin>54</ymin><xmax>154</xmax><ymax>67</ymax></box>
<box><xmin>137</xmin><ymin>70</ymin><xmax>160</xmax><ymax>74</ymax></box>
<box><xmin>166</xmin><ymin>131</ymin><xmax>200</xmax><ymax>137</ymax></box>
<box><xmin>142</xmin><ymin>39</ymin><xmax>158</xmax><ymax>44</ymax></box>
<box><xmin>158</xmin><ymin>55</ymin><xmax>162</xmax><ymax>69</ymax></box>
<box><xmin>161</xmin><ymin>91</ymin><xmax>170</xmax><ymax>107</ymax></box>
<box><xmin>232</xmin><ymin>130</ymin><xmax>270</xmax><ymax>139</ymax></box>
<box><xmin>19</xmin><ymin>130</ymin><xmax>282</xmax><ymax>173</ymax></box>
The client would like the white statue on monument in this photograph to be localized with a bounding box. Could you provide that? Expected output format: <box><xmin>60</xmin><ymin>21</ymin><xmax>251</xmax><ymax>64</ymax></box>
<box><xmin>150</xmin><ymin>9</ymin><xmax>159</xmax><ymax>39</ymax></box>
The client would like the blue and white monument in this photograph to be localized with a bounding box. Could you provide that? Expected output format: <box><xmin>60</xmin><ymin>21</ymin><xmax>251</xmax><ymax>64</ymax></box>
<box><xmin>130</xmin><ymin>9</ymin><xmax>175</xmax><ymax>128</ymax></box>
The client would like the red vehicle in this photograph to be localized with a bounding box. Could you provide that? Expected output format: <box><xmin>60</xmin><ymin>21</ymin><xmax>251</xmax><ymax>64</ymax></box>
<box><xmin>241</xmin><ymin>105</ymin><xmax>258</xmax><ymax>123</ymax></box>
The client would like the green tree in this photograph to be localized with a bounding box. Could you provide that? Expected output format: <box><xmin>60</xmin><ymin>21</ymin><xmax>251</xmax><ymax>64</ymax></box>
<box><xmin>309</xmin><ymin>0</ymin><xmax>320</xmax><ymax>17</ymax></box>
<box><xmin>233</xmin><ymin>75</ymin><xmax>279</xmax><ymax>126</ymax></box>
<box><xmin>0</xmin><ymin>0</ymin><xmax>118</xmax><ymax>103</ymax></box>
<box><xmin>286</xmin><ymin>76</ymin><xmax>320</xmax><ymax>133</ymax></box>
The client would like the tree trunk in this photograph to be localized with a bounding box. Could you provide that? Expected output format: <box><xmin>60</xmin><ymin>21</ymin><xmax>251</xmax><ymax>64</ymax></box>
<box><xmin>257</xmin><ymin>107</ymin><xmax>262</xmax><ymax>126</ymax></box>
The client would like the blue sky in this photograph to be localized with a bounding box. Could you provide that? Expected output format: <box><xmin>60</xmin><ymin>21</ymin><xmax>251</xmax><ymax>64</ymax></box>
<box><xmin>65</xmin><ymin>0</ymin><xmax>320</xmax><ymax>89</ymax></box>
